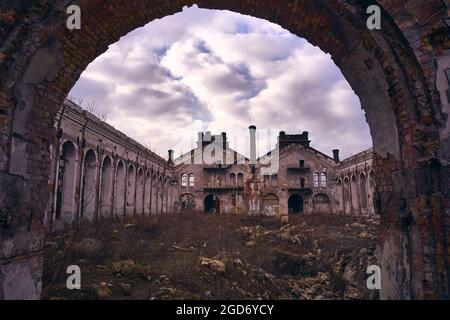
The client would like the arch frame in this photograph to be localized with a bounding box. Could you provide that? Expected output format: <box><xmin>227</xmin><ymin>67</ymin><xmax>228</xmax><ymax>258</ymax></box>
<box><xmin>0</xmin><ymin>0</ymin><xmax>448</xmax><ymax>300</ymax></box>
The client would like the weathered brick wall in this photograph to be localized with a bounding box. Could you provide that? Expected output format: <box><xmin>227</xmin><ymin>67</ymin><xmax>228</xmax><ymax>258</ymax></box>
<box><xmin>0</xmin><ymin>0</ymin><xmax>448</xmax><ymax>299</ymax></box>
<box><xmin>48</xmin><ymin>100</ymin><xmax>175</xmax><ymax>231</ymax></box>
<box><xmin>337</xmin><ymin>149</ymin><xmax>376</xmax><ymax>217</ymax></box>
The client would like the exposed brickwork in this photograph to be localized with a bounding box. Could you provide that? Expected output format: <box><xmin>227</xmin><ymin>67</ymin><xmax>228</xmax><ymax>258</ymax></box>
<box><xmin>46</xmin><ymin>100</ymin><xmax>176</xmax><ymax>231</ymax></box>
<box><xmin>0</xmin><ymin>0</ymin><xmax>448</xmax><ymax>299</ymax></box>
<box><xmin>174</xmin><ymin>129</ymin><xmax>376</xmax><ymax>217</ymax></box>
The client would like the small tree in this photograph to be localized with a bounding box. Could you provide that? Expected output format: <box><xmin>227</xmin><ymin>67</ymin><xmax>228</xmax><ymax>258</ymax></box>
<box><xmin>69</xmin><ymin>95</ymin><xmax>108</xmax><ymax>122</ymax></box>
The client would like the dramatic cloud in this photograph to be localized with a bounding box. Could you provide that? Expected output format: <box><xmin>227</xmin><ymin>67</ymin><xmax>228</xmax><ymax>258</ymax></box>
<box><xmin>69</xmin><ymin>5</ymin><xmax>372</xmax><ymax>159</ymax></box>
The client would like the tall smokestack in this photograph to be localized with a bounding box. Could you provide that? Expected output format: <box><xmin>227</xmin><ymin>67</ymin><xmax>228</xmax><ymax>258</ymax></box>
<box><xmin>333</xmin><ymin>149</ymin><xmax>340</xmax><ymax>163</ymax></box>
<box><xmin>249</xmin><ymin>125</ymin><xmax>257</xmax><ymax>165</ymax></box>
<box><xmin>197</xmin><ymin>132</ymin><xmax>204</xmax><ymax>148</ymax></box>
<box><xmin>221</xmin><ymin>132</ymin><xmax>227</xmax><ymax>165</ymax></box>
<box><xmin>168</xmin><ymin>150</ymin><xmax>174</xmax><ymax>165</ymax></box>
<box><xmin>221</xmin><ymin>132</ymin><xmax>227</xmax><ymax>150</ymax></box>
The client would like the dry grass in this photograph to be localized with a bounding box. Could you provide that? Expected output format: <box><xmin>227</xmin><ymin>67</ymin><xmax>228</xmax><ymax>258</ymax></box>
<box><xmin>42</xmin><ymin>213</ymin><xmax>378</xmax><ymax>300</ymax></box>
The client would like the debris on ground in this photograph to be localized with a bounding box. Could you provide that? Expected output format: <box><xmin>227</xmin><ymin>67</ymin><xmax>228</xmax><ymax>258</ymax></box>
<box><xmin>42</xmin><ymin>213</ymin><xmax>379</xmax><ymax>300</ymax></box>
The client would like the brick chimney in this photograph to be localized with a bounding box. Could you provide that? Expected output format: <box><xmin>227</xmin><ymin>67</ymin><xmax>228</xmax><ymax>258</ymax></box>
<box><xmin>197</xmin><ymin>132</ymin><xmax>204</xmax><ymax>148</ymax></box>
<box><xmin>168</xmin><ymin>149</ymin><xmax>174</xmax><ymax>165</ymax></box>
<box><xmin>333</xmin><ymin>149</ymin><xmax>340</xmax><ymax>163</ymax></box>
<box><xmin>221</xmin><ymin>132</ymin><xmax>227</xmax><ymax>164</ymax></box>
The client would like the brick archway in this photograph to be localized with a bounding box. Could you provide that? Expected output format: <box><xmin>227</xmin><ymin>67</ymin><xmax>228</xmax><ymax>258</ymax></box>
<box><xmin>0</xmin><ymin>0</ymin><xmax>448</xmax><ymax>299</ymax></box>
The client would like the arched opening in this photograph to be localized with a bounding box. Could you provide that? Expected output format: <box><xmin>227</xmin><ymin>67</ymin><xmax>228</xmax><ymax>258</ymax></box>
<box><xmin>288</xmin><ymin>194</ymin><xmax>303</xmax><ymax>215</ymax></box>
<box><xmin>343</xmin><ymin>177</ymin><xmax>351</xmax><ymax>215</ymax></box>
<box><xmin>150</xmin><ymin>173</ymin><xmax>156</xmax><ymax>215</ymax></box>
<box><xmin>114</xmin><ymin>161</ymin><xmax>126</xmax><ymax>218</ymax></box>
<box><xmin>159</xmin><ymin>176</ymin><xmax>164</xmax><ymax>214</ymax></box>
<box><xmin>162</xmin><ymin>177</ymin><xmax>168</xmax><ymax>214</ymax></box>
<box><xmin>136</xmin><ymin>168</ymin><xmax>145</xmax><ymax>216</ymax></box>
<box><xmin>1</xmin><ymin>0</ymin><xmax>448</xmax><ymax>300</ymax></box>
<box><xmin>180</xmin><ymin>193</ymin><xmax>196</xmax><ymax>212</ymax></box>
<box><xmin>204</xmin><ymin>194</ymin><xmax>220</xmax><ymax>214</ymax></box>
<box><xmin>144</xmin><ymin>171</ymin><xmax>152</xmax><ymax>216</ymax></box>
<box><xmin>262</xmin><ymin>194</ymin><xmax>279</xmax><ymax>216</ymax></box>
<box><xmin>55</xmin><ymin>141</ymin><xmax>77</xmax><ymax>224</ymax></box>
<box><xmin>368</xmin><ymin>170</ymin><xmax>376</xmax><ymax>216</ymax></box>
<box><xmin>230</xmin><ymin>173</ymin><xmax>236</xmax><ymax>187</ymax></box>
<box><xmin>360</xmin><ymin>173</ymin><xmax>368</xmax><ymax>211</ymax></box>
<box><xmin>336</xmin><ymin>179</ymin><xmax>344</xmax><ymax>214</ymax></box>
<box><xmin>126</xmin><ymin>165</ymin><xmax>136</xmax><ymax>216</ymax></box>
<box><xmin>80</xmin><ymin>150</ymin><xmax>97</xmax><ymax>221</ymax></box>
<box><xmin>99</xmin><ymin>156</ymin><xmax>113</xmax><ymax>218</ymax></box>
<box><xmin>350</xmin><ymin>175</ymin><xmax>359</xmax><ymax>214</ymax></box>
<box><xmin>237</xmin><ymin>173</ymin><xmax>244</xmax><ymax>187</ymax></box>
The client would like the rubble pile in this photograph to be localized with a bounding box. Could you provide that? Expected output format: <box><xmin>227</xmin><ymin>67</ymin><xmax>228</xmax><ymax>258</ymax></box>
<box><xmin>42</xmin><ymin>214</ymin><xmax>379</xmax><ymax>300</ymax></box>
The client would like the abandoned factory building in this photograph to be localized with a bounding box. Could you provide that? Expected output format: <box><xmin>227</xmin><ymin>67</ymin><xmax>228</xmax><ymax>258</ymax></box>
<box><xmin>175</xmin><ymin>127</ymin><xmax>376</xmax><ymax>217</ymax></box>
<box><xmin>48</xmin><ymin>100</ymin><xmax>376</xmax><ymax>229</ymax></box>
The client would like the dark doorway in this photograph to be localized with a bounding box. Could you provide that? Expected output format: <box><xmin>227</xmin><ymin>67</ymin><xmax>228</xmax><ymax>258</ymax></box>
<box><xmin>288</xmin><ymin>194</ymin><xmax>303</xmax><ymax>214</ymax></box>
<box><xmin>204</xmin><ymin>194</ymin><xmax>220</xmax><ymax>214</ymax></box>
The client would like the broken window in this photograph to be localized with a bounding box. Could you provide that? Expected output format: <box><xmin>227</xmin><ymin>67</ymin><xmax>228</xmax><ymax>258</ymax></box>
<box><xmin>320</xmin><ymin>172</ymin><xmax>327</xmax><ymax>188</ymax></box>
<box><xmin>181</xmin><ymin>174</ymin><xmax>188</xmax><ymax>187</ymax></box>
<box><xmin>313</xmin><ymin>172</ymin><xmax>319</xmax><ymax>188</ymax></box>
<box><xmin>189</xmin><ymin>174</ymin><xmax>195</xmax><ymax>187</ymax></box>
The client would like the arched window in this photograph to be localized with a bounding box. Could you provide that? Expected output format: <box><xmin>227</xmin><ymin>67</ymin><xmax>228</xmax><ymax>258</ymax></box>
<box><xmin>359</xmin><ymin>173</ymin><xmax>368</xmax><ymax>209</ymax></box>
<box><xmin>56</xmin><ymin>141</ymin><xmax>77</xmax><ymax>223</ymax></box>
<box><xmin>272</xmin><ymin>174</ymin><xmax>278</xmax><ymax>186</ymax></box>
<box><xmin>320</xmin><ymin>172</ymin><xmax>327</xmax><ymax>188</ymax></box>
<box><xmin>100</xmin><ymin>156</ymin><xmax>113</xmax><ymax>218</ymax></box>
<box><xmin>343</xmin><ymin>177</ymin><xmax>351</xmax><ymax>214</ymax></box>
<box><xmin>237</xmin><ymin>173</ymin><xmax>244</xmax><ymax>187</ymax></box>
<box><xmin>81</xmin><ymin>149</ymin><xmax>97</xmax><ymax>221</ymax></box>
<box><xmin>181</xmin><ymin>173</ymin><xmax>188</xmax><ymax>187</ymax></box>
<box><xmin>144</xmin><ymin>171</ymin><xmax>151</xmax><ymax>216</ymax></box>
<box><xmin>188</xmin><ymin>174</ymin><xmax>195</xmax><ymax>187</ymax></box>
<box><xmin>351</xmin><ymin>175</ymin><xmax>359</xmax><ymax>212</ymax></box>
<box><xmin>136</xmin><ymin>168</ymin><xmax>145</xmax><ymax>215</ymax></box>
<box><xmin>115</xmin><ymin>160</ymin><xmax>127</xmax><ymax>217</ymax></box>
<box><xmin>230</xmin><ymin>173</ymin><xmax>236</xmax><ymax>186</ymax></box>
<box><xmin>126</xmin><ymin>165</ymin><xmax>136</xmax><ymax>216</ymax></box>
<box><xmin>313</xmin><ymin>172</ymin><xmax>319</xmax><ymax>188</ymax></box>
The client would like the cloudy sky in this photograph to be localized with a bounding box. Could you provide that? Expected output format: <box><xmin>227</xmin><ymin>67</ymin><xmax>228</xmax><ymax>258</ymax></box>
<box><xmin>69</xmin><ymin>5</ymin><xmax>372</xmax><ymax>160</ymax></box>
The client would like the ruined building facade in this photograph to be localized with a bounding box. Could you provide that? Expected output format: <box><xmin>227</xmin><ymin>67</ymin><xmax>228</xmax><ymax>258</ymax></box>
<box><xmin>49</xmin><ymin>100</ymin><xmax>376</xmax><ymax>230</ymax></box>
<box><xmin>46</xmin><ymin>100</ymin><xmax>177</xmax><ymax>230</ymax></box>
<box><xmin>174</xmin><ymin>128</ymin><xmax>376</xmax><ymax>217</ymax></box>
